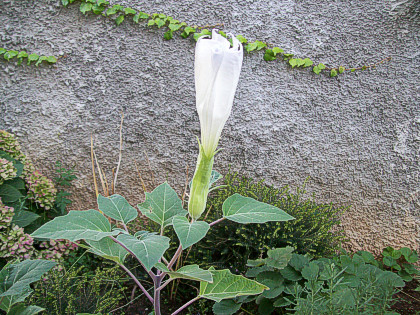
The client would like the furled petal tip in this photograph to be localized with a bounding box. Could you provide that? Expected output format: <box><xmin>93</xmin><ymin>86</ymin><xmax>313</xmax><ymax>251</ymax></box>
<box><xmin>195</xmin><ymin>29</ymin><xmax>244</xmax><ymax>157</ymax></box>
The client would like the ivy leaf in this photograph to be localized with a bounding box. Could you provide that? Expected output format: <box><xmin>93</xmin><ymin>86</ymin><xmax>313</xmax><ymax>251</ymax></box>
<box><xmin>289</xmin><ymin>58</ymin><xmax>297</xmax><ymax>68</ymax></box>
<box><xmin>222</xmin><ymin>194</ymin><xmax>294</xmax><ymax>224</ymax></box>
<box><xmin>339</xmin><ymin>66</ymin><xmax>345</xmax><ymax>73</ymax></box>
<box><xmin>330</xmin><ymin>69</ymin><xmax>338</xmax><ymax>77</ymax></box>
<box><xmin>31</xmin><ymin>209</ymin><xmax>120</xmax><ymax>242</ymax></box>
<box><xmin>117</xmin><ymin>233</ymin><xmax>170</xmax><ymax>271</ymax></box>
<box><xmin>296</xmin><ymin>58</ymin><xmax>305</xmax><ymax>67</ymax></box>
<box><xmin>97</xmin><ymin>194</ymin><xmax>137</xmax><ymax>224</ymax></box>
<box><xmin>97</xmin><ymin>0</ymin><xmax>109</xmax><ymax>5</ymax></box>
<box><xmin>236</xmin><ymin>35</ymin><xmax>247</xmax><ymax>44</ymax></box>
<box><xmin>272</xmin><ymin>47</ymin><xmax>283</xmax><ymax>55</ymax></box>
<box><xmin>313</xmin><ymin>66</ymin><xmax>321</xmax><ymax>74</ymax></box>
<box><xmin>27</xmin><ymin>54</ymin><xmax>39</xmax><ymax>65</ymax></box>
<box><xmin>168</xmin><ymin>23</ymin><xmax>182</xmax><ymax>31</ymax></box>
<box><xmin>283</xmin><ymin>53</ymin><xmax>294</xmax><ymax>60</ymax></box>
<box><xmin>182</xmin><ymin>26</ymin><xmax>196</xmax><ymax>36</ymax></box>
<box><xmin>147</xmin><ymin>19</ymin><xmax>156</xmax><ymax>26</ymax></box>
<box><xmin>124</xmin><ymin>8</ymin><xmax>136</xmax><ymax>15</ymax></box>
<box><xmin>193</xmin><ymin>29</ymin><xmax>211</xmax><ymax>41</ymax></box>
<box><xmin>17</xmin><ymin>51</ymin><xmax>28</xmax><ymax>59</ymax></box>
<box><xmin>199</xmin><ymin>267</ymin><xmax>268</xmax><ymax>302</ymax></box>
<box><xmin>115</xmin><ymin>15</ymin><xmax>124</xmax><ymax>26</ymax></box>
<box><xmin>303</xmin><ymin>58</ymin><xmax>313</xmax><ymax>67</ymax></box>
<box><xmin>92</xmin><ymin>4</ymin><xmax>106</xmax><ymax>15</ymax></box>
<box><xmin>46</xmin><ymin>56</ymin><xmax>57</xmax><ymax>63</ymax></box>
<box><xmin>106</xmin><ymin>5</ymin><xmax>121</xmax><ymax>16</ymax></box>
<box><xmin>0</xmin><ymin>48</ymin><xmax>6</xmax><ymax>55</ymax></box>
<box><xmin>155</xmin><ymin>18</ymin><xmax>165</xmax><ymax>28</ymax></box>
<box><xmin>351</xmin><ymin>68</ymin><xmax>356</xmax><ymax>72</ymax></box>
<box><xmin>35</xmin><ymin>56</ymin><xmax>47</xmax><ymax>67</ymax></box>
<box><xmin>164</xmin><ymin>30</ymin><xmax>173</xmax><ymax>40</ymax></box>
<box><xmin>245</xmin><ymin>42</ymin><xmax>258</xmax><ymax>52</ymax></box>
<box><xmin>79</xmin><ymin>3</ymin><xmax>93</xmax><ymax>14</ymax></box>
<box><xmin>3</xmin><ymin>50</ymin><xmax>18</xmax><ymax>61</ymax></box>
<box><xmin>255</xmin><ymin>41</ymin><xmax>267</xmax><ymax>50</ymax></box>
<box><xmin>318</xmin><ymin>63</ymin><xmax>326</xmax><ymax>70</ymax></box>
<box><xmin>263</xmin><ymin>49</ymin><xmax>276</xmax><ymax>61</ymax></box>
<box><xmin>172</xmin><ymin>216</ymin><xmax>210</xmax><ymax>249</ymax></box>
<box><xmin>138</xmin><ymin>182</ymin><xmax>187</xmax><ymax>230</ymax></box>
<box><xmin>61</xmin><ymin>0</ymin><xmax>69</xmax><ymax>6</ymax></box>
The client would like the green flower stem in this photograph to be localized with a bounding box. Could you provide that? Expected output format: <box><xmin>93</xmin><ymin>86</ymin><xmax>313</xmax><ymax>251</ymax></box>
<box><xmin>188</xmin><ymin>144</ymin><xmax>214</xmax><ymax>220</ymax></box>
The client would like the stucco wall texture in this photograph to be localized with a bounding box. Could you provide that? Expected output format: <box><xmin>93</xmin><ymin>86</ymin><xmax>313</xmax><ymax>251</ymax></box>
<box><xmin>0</xmin><ymin>0</ymin><xmax>419</xmax><ymax>254</ymax></box>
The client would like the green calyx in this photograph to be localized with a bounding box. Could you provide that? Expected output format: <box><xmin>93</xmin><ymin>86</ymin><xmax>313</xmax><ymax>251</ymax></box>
<box><xmin>188</xmin><ymin>141</ymin><xmax>214</xmax><ymax>220</ymax></box>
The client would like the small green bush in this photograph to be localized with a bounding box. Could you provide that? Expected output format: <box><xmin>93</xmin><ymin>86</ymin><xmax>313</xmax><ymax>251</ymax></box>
<box><xmin>183</xmin><ymin>170</ymin><xmax>347</xmax><ymax>272</ymax></box>
<box><xmin>214</xmin><ymin>247</ymin><xmax>404</xmax><ymax>315</ymax></box>
<box><xmin>29</xmin><ymin>265</ymin><xmax>128</xmax><ymax>314</ymax></box>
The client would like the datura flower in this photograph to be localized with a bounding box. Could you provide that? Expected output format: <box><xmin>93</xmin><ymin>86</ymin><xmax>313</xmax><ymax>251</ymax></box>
<box><xmin>188</xmin><ymin>29</ymin><xmax>243</xmax><ymax>220</ymax></box>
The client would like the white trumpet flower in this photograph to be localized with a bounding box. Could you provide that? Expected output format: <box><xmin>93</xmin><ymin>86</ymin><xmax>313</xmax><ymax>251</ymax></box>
<box><xmin>189</xmin><ymin>30</ymin><xmax>243</xmax><ymax>220</ymax></box>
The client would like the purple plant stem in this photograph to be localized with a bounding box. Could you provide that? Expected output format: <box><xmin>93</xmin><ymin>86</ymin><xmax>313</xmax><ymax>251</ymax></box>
<box><xmin>171</xmin><ymin>296</ymin><xmax>201</xmax><ymax>315</ymax></box>
<box><xmin>167</xmin><ymin>244</ymin><xmax>183</xmax><ymax>271</ymax></box>
<box><xmin>119</xmin><ymin>263</ymin><xmax>154</xmax><ymax>303</ymax></box>
<box><xmin>209</xmin><ymin>217</ymin><xmax>225</xmax><ymax>227</ymax></box>
<box><xmin>154</xmin><ymin>276</ymin><xmax>162</xmax><ymax>315</ymax></box>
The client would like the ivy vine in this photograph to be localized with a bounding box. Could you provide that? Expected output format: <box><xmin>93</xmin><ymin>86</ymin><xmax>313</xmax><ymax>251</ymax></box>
<box><xmin>0</xmin><ymin>48</ymin><xmax>58</xmax><ymax>67</ymax></box>
<box><xmin>62</xmin><ymin>0</ymin><xmax>391</xmax><ymax>77</ymax></box>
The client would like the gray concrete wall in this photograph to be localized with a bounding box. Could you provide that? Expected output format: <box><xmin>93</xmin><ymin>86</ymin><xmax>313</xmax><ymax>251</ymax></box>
<box><xmin>1</xmin><ymin>0</ymin><xmax>419</xmax><ymax>254</ymax></box>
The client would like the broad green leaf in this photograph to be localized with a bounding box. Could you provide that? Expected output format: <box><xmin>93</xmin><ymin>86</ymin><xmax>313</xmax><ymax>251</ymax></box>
<box><xmin>155</xmin><ymin>18</ymin><xmax>165</xmax><ymax>28</ymax></box>
<box><xmin>79</xmin><ymin>2</ymin><xmax>93</xmax><ymax>14</ymax></box>
<box><xmin>3</xmin><ymin>50</ymin><xmax>18</xmax><ymax>61</ymax></box>
<box><xmin>31</xmin><ymin>210</ymin><xmax>119</xmax><ymax>241</ymax></box>
<box><xmin>296</xmin><ymin>58</ymin><xmax>305</xmax><ymax>67</ymax></box>
<box><xmin>147</xmin><ymin>19</ymin><xmax>156</xmax><ymax>26</ymax></box>
<box><xmin>213</xmin><ymin>299</ymin><xmax>242</xmax><ymax>315</ymax></box>
<box><xmin>12</xmin><ymin>210</ymin><xmax>40</xmax><ymax>228</ymax></box>
<box><xmin>46</xmin><ymin>56</ymin><xmax>57</xmax><ymax>63</ymax></box>
<box><xmin>17</xmin><ymin>51</ymin><xmax>28</xmax><ymax>59</ymax></box>
<box><xmin>313</xmin><ymin>66</ymin><xmax>321</xmax><ymax>74</ymax></box>
<box><xmin>289</xmin><ymin>58</ymin><xmax>297</xmax><ymax>68</ymax></box>
<box><xmin>245</xmin><ymin>42</ymin><xmax>258</xmax><ymax>52</ymax></box>
<box><xmin>301</xmin><ymin>262</ymin><xmax>320</xmax><ymax>280</ymax></box>
<box><xmin>154</xmin><ymin>262</ymin><xmax>169</xmax><ymax>272</ymax></box>
<box><xmin>236</xmin><ymin>35</ymin><xmax>247</xmax><ymax>44</ymax></box>
<box><xmin>280</xmin><ymin>266</ymin><xmax>302</xmax><ymax>281</ymax></box>
<box><xmin>273</xmin><ymin>296</ymin><xmax>292</xmax><ymax>307</ymax></box>
<box><xmin>265</xmin><ymin>246</ymin><xmax>294</xmax><ymax>269</ymax></box>
<box><xmin>330</xmin><ymin>69</ymin><xmax>338</xmax><ymax>77</ymax></box>
<box><xmin>86</xmin><ymin>237</ymin><xmax>128</xmax><ymax>264</ymax></box>
<box><xmin>263</xmin><ymin>49</ymin><xmax>276</xmax><ymax>61</ymax></box>
<box><xmin>199</xmin><ymin>268</ymin><xmax>268</xmax><ymax>302</ymax></box>
<box><xmin>115</xmin><ymin>15</ymin><xmax>125</xmax><ymax>25</ymax></box>
<box><xmin>318</xmin><ymin>63</ymin><xmax>326</xmax><ymax>70</ymax></box>
<box><xmin>97</xmin><ymin>194</ymin><xmax>137</xmax><ymax>224</ymax></box>
<box><xmin>0</xmin><ymin>183</ymin><xmax>24</xmax><ymax>203</ymax></box>
<box><xmin>8</xmin><ymin>305</ymin><xmax>44</xmax><ymax>315</ymax></box>
<box><xmin>245</xmin><ymin>265</ymin><xmax>273</xmax><ymax>278</ymax></box>
<box><xmin>339</xmin><ymin>66</ymin><xmax>345</xmax><ymax>73</ymax></box>
<box><xmin>303</xmin><ymin>58</ymin><xmax>313</xmax><ymax>67</ymax></box>
<box><xmin>35</xmin><ymin>56</ymin><xmax>47</xmax><ymax>67</ymax></box>
<box><xmin>0</xmin><ymin>48</ymin><xmax>6</xmax><ymax>55</ymax></box>
<box><xmin>0</xmin><ymin>260</ymin><xmax>56</xmax><ymax>299</ymax></box>
<box><xmin>257</xmin><ymin>271</ymin><xmax>284</xmax><ymax>298</ymax></box>
<box><xmin>27</xmin><ymin>54</ymin><xmax>39</xmax><ymax>65</ymax></box>
<box><xmin>117</xmin><ymin>233</ymin><xmax>170</xmax><ymax>271</ymax></box>
<box><xmin>106</xmin><ymin>4</ymin><xmax>123</xmax><ymax>15</ymax></box>
<box><xmin>166</xmin><ymin>265</ymin><xmax>213</xmax><ymax>282</ymax></box>
<box><xmin>124</xmin><ymin>8</ymin><xmax>136</xmax><ymax>15</ymax></box>
<box><xmin>164</xmin><ymin>30</ymin><xmax>173</xmax><ymax>40</ymax></box>
<box><xmin>222</xmin><ymin>194</ymin><xmax>294</xmax><ymax>224</ymax></box>
<box><xmin>289</xmin><ymin>254</ymin><xmax>310</xmax><ymax>271</ymax></box>
<box><xmin>138</xmin><ymin>182</ymin><xmax>187</xmax><ymax>230</ymax></box>
<box><xmin>172</xmin><ymin>216</ymin><xmax>209</xmax><ymax>249</ymax></box>
<box><xmin>272</xmin><ymin>47</ymin><xmax>283</xmax><ymax>55</ymax></box>
<box><xmin>62</xmin><ymin>0</ymin><xmax>69</xmax><ymax>6</ymax></box>
<box><xmin>92</xmin><ymin>4</ymin><xmax>106</xmax><ymax>14</ymax></box>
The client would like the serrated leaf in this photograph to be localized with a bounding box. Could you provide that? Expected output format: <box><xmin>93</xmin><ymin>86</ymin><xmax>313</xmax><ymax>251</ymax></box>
<box><xmin>265</xmin><ymin>247</ymin><xmax>294</xmax><ymax>269</ymax></box>
<box><xmin>97</xmin><ymin>194</ymin><xmax>137</xmax><ymax>224</ymax></box>
<box><xmin>172</xmin><ymin>216</ymin><xmax>209</xmax><ymax>249</ymax></box>
<box><xmin>117</xmin><ymin>233</ymin><xmax>170</xmax><ymax>271</ymax></box>
<box><xmin>86</xmin><ymin>237</ymin><xmax>128</xmax><ymax>264</ymax></box>
<box><xmin>257</xmin><ymin>271</ymin><xmax>284</xmax><ymax>298</ymax></box>
<box><xmin>31</xmin><ymin>210</ymin><xmax>119</xmax><ymax>241</ymax></box>
<box><xmin>8</xmin><ymin>304</ymin><xmax>44</xmax><ymax>315</ymax></box>
<box><xmin>138</xmin><ymin>182</ymin><xmax>187</xmax><ymax>230</ymax></box>
<box><xmin>167</xmin><ymin>265</ymin><xmax>213</xmax><ymax>282</ymax></box>
<box><xmin>199</xmin><ymin>268</ymin><xmax>268</xmax><ymax>302</ymax></box>
<box><xmin>12</xmin><ymin>210</ymin><xmax>40</xmax><ymax>228</ymax></box>
<box><xmin>222</xmin><ymin>194</ymin><xmax>294</xmax><ymax>224</ymax></box>
<box><xmin>213</xmin><ymin>299</ymin><xmax>242</xmax><ymax>315</ymax></box>
<box><xmin>0</xmin><ymin>260</ymin><xmax>56</xmax><ymax>301</ymax></box>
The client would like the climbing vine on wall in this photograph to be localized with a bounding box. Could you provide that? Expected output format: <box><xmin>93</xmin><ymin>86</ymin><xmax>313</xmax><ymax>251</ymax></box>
<box><xmin>62</xmin><ymin>0</ymin><xmax>391</xmax><ymax>77</ymax></box>
<box><xmin>0</xmin><ymin>48</ymin><xmax>58</xmax><ymax>66</ymax></box>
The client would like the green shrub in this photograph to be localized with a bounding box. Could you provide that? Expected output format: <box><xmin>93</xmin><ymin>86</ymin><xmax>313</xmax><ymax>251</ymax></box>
<box><xmin>214</xmin><ymin>247</ymin><xmax>404</xmax><ymax>315</ymax></box>
<box><xmin>183</xmin><ymin>170</ymin><xmax>347</xmax><ymax>272</ymax></box>
<box><xmin>29</xmin><ymin>265</ymin><xmax>128</xmax><ymax>314</ymax></box>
